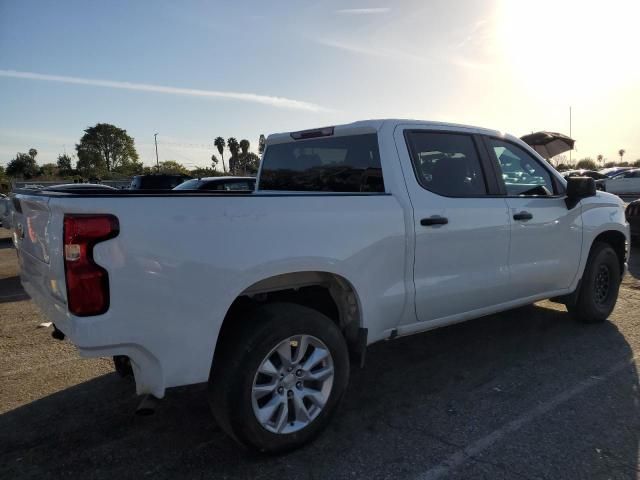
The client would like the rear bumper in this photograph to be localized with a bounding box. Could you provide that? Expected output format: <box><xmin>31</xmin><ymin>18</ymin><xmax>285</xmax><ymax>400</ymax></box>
<box><xmin>20</xmin><ymin>251</ymin><xmax>167</xmax><ymax>398</ymax></box>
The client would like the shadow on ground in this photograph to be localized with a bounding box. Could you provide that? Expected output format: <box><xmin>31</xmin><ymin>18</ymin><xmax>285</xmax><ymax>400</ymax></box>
<box><xmin>1</xmin><ymin>302</ymin><xmax>638</xmax><ymax>479</ymax></box>
<box><xmin>0</xmin><ymin>237</ymin><xmax>14</xmax><ymax>250</ymax></box>
<box><xmin>0</xmin><ymin>276</ymin><xmax>29</xmax><ymax>303</ymax></box>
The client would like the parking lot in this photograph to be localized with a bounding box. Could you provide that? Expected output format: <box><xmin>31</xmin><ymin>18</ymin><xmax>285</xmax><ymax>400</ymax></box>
<box><xmin>1</xmin><ymin>227</ymin><xmax>640</xmax><ymax>480</ymax></box>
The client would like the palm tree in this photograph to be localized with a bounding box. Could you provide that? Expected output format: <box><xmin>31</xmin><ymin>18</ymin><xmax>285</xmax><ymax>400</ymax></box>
<box><xmin>619</xmin><ymin>149</ymin><xmax>626</xmax><ymax>163</ymax></box>
<box><xmin>214</xmin><ymin>137</ymin><xmax>226</xmax><ymax>173</ymax></box>
<box><xmin>28</xmin><ymin>148</ymin><xmax>38</xmax><ymax>160</ymax></box>
<box><xmin>227</xmin><ymin>137</ymin><xmax>239</xmax><ymax>174</ymax></box>
<box><xmin>597</xmin><ymin>154</ymin><xmax>603</xmax><ymax>166</ymax></box>
<box><xmin>239</xmin><ymin>139</ymin><xmax>250</xmax><ymax>155</ymax></box>
<box><xmin>238</xmin><ymin>139</ymin><xmax>251</xmax><ymax>175</ymax></box>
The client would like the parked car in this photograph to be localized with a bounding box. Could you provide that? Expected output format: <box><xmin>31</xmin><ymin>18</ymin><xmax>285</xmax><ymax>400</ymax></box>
<box><xmin>129</xmin><ymin>174</ymin><xmax>190</xmax><ymax>190</ymax></box>
<box><xmin>599</xmin><ymin>166</ymin><xmax>633</xmax><ymax>178</ymax></box>
<box><xmin>173</xmin><ymin>176</ymin><xmax>256</xmax><ymax>191</ymax></box>
<box><xmin>13</xmin><ymin>119</ymin><xmax>629</xmax><ymax>453</ymax></box>
<box><xmin>46</xmin><ymin>183</ymin><xmax>117</xmax><ymax>191</ymax></box>
<box><xmin>562</xmin><ymin>169</ymin><xmax>607</xmax><ymax>180</ymax></box>
<box><xmin>601</xmin><ymin>168</ymin><xmax>640</xmax><ymax>194</ymax></box>
<box><xmin>0</xmin><ymin>193</ymin><xmax>9</xmax><ymax>229</ymax></box>
<box><xmin>625</xmin><ymin>199</ymin><xmax>640</xmax><ymax>240</ymax></box>
<box><xmin>561</xmin><ymin>170</ymin><xmax>607</xmax><ymax>190</ymax></box>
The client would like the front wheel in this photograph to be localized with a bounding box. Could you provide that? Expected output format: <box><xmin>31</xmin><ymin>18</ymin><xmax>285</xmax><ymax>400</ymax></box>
<box><xmin>567</xmin><ymin>242</ymin><xmax>621</xmax><ymax>323</ymax></box>
<box><xmin>208</xmin><ymin>302</ymin><xmax>350</xmax><ymax>453</ymax></box>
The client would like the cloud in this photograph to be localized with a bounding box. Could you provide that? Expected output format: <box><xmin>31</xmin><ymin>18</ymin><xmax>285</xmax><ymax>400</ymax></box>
<box><xmin>0</xmin><ymin>69</ymin><xmax>329</xmax><ymax>112</ymax></box>
<box><xmin>316</xmin><ymin>38</ymin><xmax>427</xmax><ymax>64</ymax></box>
<box><xmin>335</xmin><ymin>8</ymin><xmax>390</xmax><ymax>14</ymax></box>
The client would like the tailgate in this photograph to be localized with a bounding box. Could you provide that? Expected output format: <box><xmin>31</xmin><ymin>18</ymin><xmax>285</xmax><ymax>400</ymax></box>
<box><xmin>14</xmin><ymin>194</ymin><xmax>69</xmax><ymax>325</ymax></box>
<box><xmin>15</xmin><ymin>194</ymin><xmax>52</xmax><ymax>263</ymax></box>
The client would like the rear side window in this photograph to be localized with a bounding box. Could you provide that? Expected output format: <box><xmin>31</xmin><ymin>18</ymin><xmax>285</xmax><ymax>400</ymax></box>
<box><xmin>405</xmin><ymin>132</ymin><xmax>488</xmax><ymax>196</ymax></box>
<box><xmin>259</xmin><ymin>134</ymin><xmax>384</xmax><ymax>192</ymax></box>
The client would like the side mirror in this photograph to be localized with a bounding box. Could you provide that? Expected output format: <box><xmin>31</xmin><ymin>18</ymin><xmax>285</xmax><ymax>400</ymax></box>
<box><xmin>566</xmin><ymin>176</ymin><xmax>596</xmax><ymax>209</ymax></box>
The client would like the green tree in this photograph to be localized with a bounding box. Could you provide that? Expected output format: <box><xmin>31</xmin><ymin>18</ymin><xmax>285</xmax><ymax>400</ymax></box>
<box><xmin>190</xmin><ymin>167</ymin><xmax>223</xmax><ymax>178</ymax></box>
<box><xmin>0</xmin><ymin>165</ymin><xmax>6</xmax><ymax>179</ymax></box>
<box><xmin>40</xmin><ymin>163</ymin><xmax>59</xmax><ymax>177</ymax></box>
<box><xmin>57</xmin><ymin>154</ymin><xmax>74</xmax><ymax>176</ymax></box>
<box><xmin>214</xmin><ymin>137</ymin><xmax>226</xmax><ymax>173</ymax></box>
<box><xmin>111</xmin><ymin>158</ymin><xmax>144</xmax><ymax>177</ymax></box>
<box><xmin>604</xmin><ymin>161</ymin><xmax>617</xmax><ymax>168</ymax></box>
<box><xmin>227</xmin><ymin>137</ymin><xmax>240</xmax><ymax>174</ymax></box>
<box><xmin>28</xmin><ymin>148</ymin><xmax>38</xmax><ymax>160</ymax></box>
<box><xmin>6</xmin><ymin>152</ymin><xmax>39</xmax><ymax>178</ymax></box>
<box><xmin>575</xmin><ymin>158</ymin><xmax>597</xmax><ymax>170</ymax></box>
<box><xmin>76</xmin><ymin>153</ymin><xmax>106</xmax><ymax>178</ymax></box>
<box><xmin>234</xmin><ymin>139</ymin><xmax>259</xmax><ymax>175</ymax></box>
<box><xmin>633</xmin><ymin>159</ymin><xmax>640</xmax><ymax>167</ymax></box>
<box><xmin>258</xmin><ymin>134</ymin><xmax>266</xmax><ymax>154</ymax></box>
<box><xmin>239</xmin><ymin>139</ymin><xmax>250</xmax><ymax>155</ymax></box>
<box><xmin>618</xmin><ymin>149</ymin><xmax>626</xmax><ymax>163</ymax></box>
<box><xmin>211</xmin><ymin>153</ymin><xmax>219</xmax><ymax>170</ymax></box>
<box><xmin>597</xmin><ymin>154</ymin><xmax>604</xmax><ymax>166</ymax></box>
<box><xmin>158</xmin><ymin>160</ymin><xmax>189</xmax><ymax>175</ymax></box>
<box><xmin>556</xmin><ymin>163</ymin><xmax>570</xmax><ymax>171</ymax></box>
<box><xmin>76</xmin><ymin>123</ymin><xmax>139</xmax><ymax>172</ymax></box>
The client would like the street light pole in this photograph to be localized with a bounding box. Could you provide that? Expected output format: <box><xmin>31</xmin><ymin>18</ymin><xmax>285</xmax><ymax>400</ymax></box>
<box><xmin>569</xmin><ymin>106</ymin><xmax>572</xmax><ymax>165</ymax></box>
<box><xmin>154</xmin><ymin>133</ymin><xmax>159</xmax><ymax>171</ymax></box>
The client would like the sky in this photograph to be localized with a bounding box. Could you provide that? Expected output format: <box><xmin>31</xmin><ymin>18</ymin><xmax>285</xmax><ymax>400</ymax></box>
<box><xmin>1</xmin><ymin>0</ymin><xmax>639</xmax><ymax>170</ymax></box>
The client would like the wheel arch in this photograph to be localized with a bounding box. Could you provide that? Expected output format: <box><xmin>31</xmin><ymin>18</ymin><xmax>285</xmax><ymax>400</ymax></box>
<box><xmin>590</xmin><ymin>229</ymin><xmax>627</xmax><ymax>276</ymax></box>
<box><xmin>213</xmin><ymin>270</ymin><xmax>365</xmax><ymax>368</ymax></box>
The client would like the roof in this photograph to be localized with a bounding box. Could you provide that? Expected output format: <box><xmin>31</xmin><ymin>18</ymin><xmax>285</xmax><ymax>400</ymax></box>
<box><xmin>266</xmin><ymin>119</ymin><xmax>507</xmax><ymax>145</ymax></box>
<box><xmin>189</xmin><ymin>176</ymin><xmax>255</xmax><ymax>182</ymax></box>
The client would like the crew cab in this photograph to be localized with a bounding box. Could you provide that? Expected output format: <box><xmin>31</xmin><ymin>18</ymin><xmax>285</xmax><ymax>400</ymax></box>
<box><xmin>13</xmin><ymin>120</ymin><xmax>629</xmax><ymax>453</ymax></box>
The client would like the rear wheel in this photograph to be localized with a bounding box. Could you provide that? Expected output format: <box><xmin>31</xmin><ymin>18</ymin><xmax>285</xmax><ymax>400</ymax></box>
<box><xmin>208</xmin><ymin>302</ymin><xmax>350</xmax><ymax>453</ymax></box>
<box><xmin>567</xmin><ymin>242</ymin><xmax>621</xmax><ymax>323</ymax></box>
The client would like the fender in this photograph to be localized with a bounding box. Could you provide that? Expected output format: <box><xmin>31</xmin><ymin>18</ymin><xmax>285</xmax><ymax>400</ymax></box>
<box><xmin>569</xmin><ymin>193</ymin><xmax>629</xmax><ymax>293</ymax></box>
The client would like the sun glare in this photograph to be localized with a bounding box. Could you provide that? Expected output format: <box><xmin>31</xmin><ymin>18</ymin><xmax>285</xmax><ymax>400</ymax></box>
<box><xmin>498</xmin><ymin>0</ymin><xmax>640</xmax><ymax>102</ymax></box>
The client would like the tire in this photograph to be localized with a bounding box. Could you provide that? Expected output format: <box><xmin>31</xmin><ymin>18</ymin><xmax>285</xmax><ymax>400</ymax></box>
<box><xmin>567</xmin><ymin>242</ymin><xmax>621</xmax><ymax>323</ymax></box>
<box><xmin>208</xmin><ymin>302</ymin><xmax>350</xmax><ymax>453</ymax></box>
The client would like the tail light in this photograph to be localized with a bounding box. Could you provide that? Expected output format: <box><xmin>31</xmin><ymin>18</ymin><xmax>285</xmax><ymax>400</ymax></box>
<box><xmin>63</xmin><ymin>214</ymin><xmax>119</xmax><ymax>316</ymax></box>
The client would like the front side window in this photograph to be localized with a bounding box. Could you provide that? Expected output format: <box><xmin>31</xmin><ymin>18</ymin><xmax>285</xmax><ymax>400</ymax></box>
<box><xmin>488</xmin><ymin>139</ymin><xmax>555</xmax><ymax>196</ymax></box>
<box><xmin>259</xmin><ymin>134</ymin><xmax>384</xmax><ymax>192</ymax></box>
<box><xmin>405</xmin><ymin>131</ymin><xmax>487</xmax><ymax>196</ymax></box>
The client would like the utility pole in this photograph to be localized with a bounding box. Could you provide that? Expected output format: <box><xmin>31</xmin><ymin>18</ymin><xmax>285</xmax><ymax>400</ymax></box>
<box><xmin>569</xmin><ymin>106</ymin><xmax>572</xmax><ymax>165</ymax></box>
<box><xmin>154</xmin><ymin>133</ymin><xmax>159</xmax><ymax>171</ymax></box>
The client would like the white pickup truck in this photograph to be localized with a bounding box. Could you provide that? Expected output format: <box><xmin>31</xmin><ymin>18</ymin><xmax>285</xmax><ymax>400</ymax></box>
<box><xmin>14</xmin><ymin>119</ymin><xmax>629</xmax><ymax>453</ymax></box>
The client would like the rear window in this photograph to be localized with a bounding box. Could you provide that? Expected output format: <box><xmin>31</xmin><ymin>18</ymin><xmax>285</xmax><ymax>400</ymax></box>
<box><xmin>259</xmin><ymin>134</ymin><xmax>384</xmax><ymax>192</ymax></box>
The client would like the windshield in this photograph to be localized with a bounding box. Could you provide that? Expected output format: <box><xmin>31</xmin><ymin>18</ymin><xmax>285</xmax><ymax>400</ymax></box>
<box><xmin>173</xmin><ymin>179</ymin><xmax>204</xmax><ymax>190</ymax></box>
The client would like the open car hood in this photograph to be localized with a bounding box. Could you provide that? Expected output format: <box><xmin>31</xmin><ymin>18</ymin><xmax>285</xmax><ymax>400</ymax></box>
<box><xmin>520</xmin><ymin>131</ymin><xmax>575</xmax><ymax>159</ymax></box>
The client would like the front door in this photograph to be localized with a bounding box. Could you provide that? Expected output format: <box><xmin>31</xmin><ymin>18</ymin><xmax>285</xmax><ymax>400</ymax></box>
<box><xmin>484</xmin><ymin>137</ymin><xmax>582</xmax><ymax>298</ymax></box>
<box><xmin>396</xmin><ymin>128</ymin><xmax>511</xmax><ymax>324</ymax></box>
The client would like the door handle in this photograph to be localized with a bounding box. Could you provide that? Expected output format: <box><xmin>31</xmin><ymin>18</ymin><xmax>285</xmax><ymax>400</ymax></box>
<box><xmin>513</xmin><ymin>211</ymin><xmax>533</xmax><ymax>221</ymax></box>
<box><xmin>421</xmin><ymin>216</ymin><xmax>449</xmax><ymax>226</ymax></box>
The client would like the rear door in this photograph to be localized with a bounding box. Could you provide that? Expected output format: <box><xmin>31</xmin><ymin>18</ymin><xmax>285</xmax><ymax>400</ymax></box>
<box><xmin>395</xmin><ymin>127</ymin><xmax>511</xmax><ymax>324</ymax></box>
<box><xmin>483</xmin><ymin>137</ymin><xmax>582</xmax><ymax>298</ymax></box>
